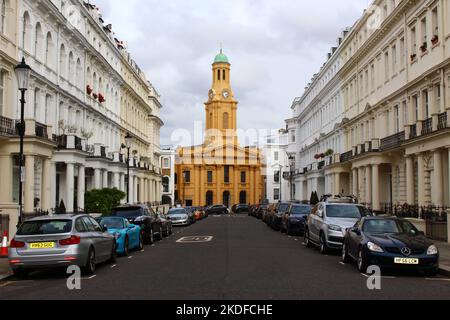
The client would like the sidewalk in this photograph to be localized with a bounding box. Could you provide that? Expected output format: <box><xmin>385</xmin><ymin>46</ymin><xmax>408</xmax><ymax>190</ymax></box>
<box><xmin>437</xmin><ymin>242</ymin><xmax>450</xmax><ymax>276</ymax></box>
<box><xmin>0</xmin><ymin>258</ymin><xmax>12</xmax><ymax>281</ymax></box>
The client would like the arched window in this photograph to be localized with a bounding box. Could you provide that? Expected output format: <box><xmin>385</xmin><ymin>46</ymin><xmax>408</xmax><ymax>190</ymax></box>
<box><xmin>206</xmin><ymin>191</ymin><xmax>214</xmax><ymax>206</ymax></box>
<box><xmin>209</xmin><ymin>112</ymin><xmax>213</xmax><ymax>127</ymax></box>
<box><xmin>22</xmin><ymin>12</ymin><xmax>31</xmax><ymax>51</ymax></box>
<box><xmin>68</xmin><ymin>52</ymin><xmax>74</xmax><ymax>83</ymax></box>
<box><xmin>223</xmin><ymin>112</ymin><xmax>229</xmax><ymax>129</ymax></box>
<box><xmin>34</xmin><ymin>22</ymin><xmax>43</xmax><ymax>60</ymax></box>
<box><xmin>223</xmin><ymin>69</ymin><xmax>226</xmax><ymax>81</ymax></box>
<box><xmin>239</xmin><ymin>191</ymin><xmax>247</xmax><ymax>205</ymax></box>
<box><xmin>59</xmin><ymin>44</ymin><xmax>66</xmax><ymax>78</ymax></box>
<box><xmin>217</xmin><ymin>69</ymin><xmax>221</xmax><ymax>81</ymax></box>
<box><xmin>76</xmin><ymin>58</ymin><xmax>82</xmax><ymax>88</ymax></box>
<box><xmin>45</xmin><ymin>32</ymin><xmax>54</xmax><ymax>68</ymax></box>
<box><xmin>45</xmin><ymin>94</ymin><xmax>52</xmax><ymax>125</ymax></box>
<box><xmin>162</xmin><ymin>176</ymin><xmax>170</xmax><ymax>193</ymax></box>
<box><xmin>223</xmin><ymin>191</ymin><xmax>231</xmax><ymax>208</ymax></box>
<box><xmin>34</xmin><ymin>88</ymin><xmax>40</xmax><ymax>120</ymax></box>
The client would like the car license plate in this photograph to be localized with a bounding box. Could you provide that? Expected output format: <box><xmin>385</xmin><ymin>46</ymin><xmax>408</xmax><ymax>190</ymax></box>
<box><xmin>394</xmin><ymin>257</ymin><xmax>419</xmax><ymax>265</ymax></box>
<box><xmin>29</xmin><ymin>242</ymin><xmax>55</xmax><ymax>249</ymax></box>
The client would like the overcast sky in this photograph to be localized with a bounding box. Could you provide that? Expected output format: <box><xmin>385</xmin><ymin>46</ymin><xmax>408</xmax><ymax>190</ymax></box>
<box><xmin>94</xmin><ymin>0</ymin><xmax>369</xmax><ymax>146</ymax></box>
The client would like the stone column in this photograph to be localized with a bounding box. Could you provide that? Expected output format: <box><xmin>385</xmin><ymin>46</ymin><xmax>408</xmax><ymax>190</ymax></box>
<box><xmin>66</xmin><ymin>163</ymin><xmax>75</xmax><ymax>213</ymax></box>
<box><xmin>352</xmin><ymin>168</ymin><xmax>358</xmax><ymax>198</ymax></box>
<box><xmin>24</xmin><ymin>155</ymin><xmax>35</xmax><ymax>213</ymax></box>
<box><xmin>406</xmin><ymin>156</ymin><xmax>415</xmax><ymax>204</ymax></box>
<box><xmin>103</xmin><ymin>170</ymin><xmax>109</xmax><ymax>189</ymax></box>
<box><xmin>77</xmin><ymin>165</ymin><xmax>85</xmax><ymax>210</ymax></box>
<box><xmin>41</xmin><ymin>158</ymin><xmax>51</xmax><ymax>211</ymax></box>
<box><xmin>372</xmin><ymin>164</ymin><xmax>380</xmax><ymax>211</ymax></box>
<box><xmin>365</xmin><ymin>165</ymin><xmax>372</xmax><ymax>206</ymax></box>
<box><xmin>113</xmin><ymin>172</ymin><xmax>120</xmax><ymax>190</ymax></box>
<box><xmin>433</xmin><ymin>150</ymin><xmax>443</xmax><ymax>206</ymax></box>
<box><xmin>134</xmin><ymin>176</ymin><xmax>138</xmax><ymax>203</ymax></box>
<box><xmin>94</xmin><ymin>169</ymin><xmax>101</xmax><ymax>190</ymax></box>
<box><xmin>120</xmin><ymin>173</ymin><xmax>125</xmax><ymax>193</ymax></box>
<box><xmin>417</xmin><ymin>153</ymin><xmax>426</xmax><ymax>207</ymax></box>
<box><xmin>334</xmin><ymin>173</ymin><xmax>341</xmax><ymax>195</ymax></box>
<box><xmin>128</xmin><ymin>174</ymin><xmax>134</xmax><ymax>204</ymax></box>
<box><xmin>358</xmin><ymin>167</ymin><xmax>365</xmax><ymax>203</ymax></box>
<box><xmin>140</xmin><ymin>177</ymin><xmax>145</xmax><ymax>203</ymax></box>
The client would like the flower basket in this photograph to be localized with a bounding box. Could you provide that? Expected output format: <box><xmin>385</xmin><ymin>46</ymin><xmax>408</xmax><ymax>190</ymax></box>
<box><xmin>92</xmin><ymin>93</ymin><xmax>98</xmax><ymax>100</ymax></box>
<box><xmin>420</xmin><ymin>42</ymin><xmax>427</xmax><ymax>53</ymax></box>
<box><xmin>431</xmin><ymin>35</ymin><xmax>439</xmax><ymax>45</ymax></box>
<box><xmin>314</xmin><ymin>154</ymin><xmax>321</xmax><ymax>160</ymax></box>
<box><xmin>98</xmin><ymin>93</ymin><xmax>105</xmax><ymax>103</ymax></box>
<box><xmin>410</xmin><ymin>54</ymin><xmax>417</xmax><ymax>62</ymax></box>
<box><xmin>86</xmin><ymin>85</ymin><xmax>93</xmax><ymax>95</ymax></box>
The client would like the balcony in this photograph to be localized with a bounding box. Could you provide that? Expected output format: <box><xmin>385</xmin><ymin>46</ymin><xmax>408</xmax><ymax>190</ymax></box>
<box><xmin>0</xmin><ymin>116</ymin><xmax>16</xmax><ymax>136</ymax></box>
<box><xmin>409</xmin><ymin>124</ymin><xmax>417</xmax><ymax>140</ymax></box>
<box><xmin>318</xmin><ymin>161</ymin><xmax>325</xmax><ymax>170</ymax></box>
<box><xmin>380</xmin><ymin>131</ymin><xmax>405</xmax><ymax>151</ymax></box>
<box><xmin>340</xmin><ymin>151</ymin><xmax>353</xmax><ymax>163</ymax></box>
<box><xmin>35</xmin><ymin>122</ymin><xmax>48</xmax><ymax>139</ymax></box>
<box><xmin>421</xmin><ymin>118</ymin><xmax>433</xmax><ymax>136</ymax></box>
<box><xmin>438</xmin><ymin>112</ymin><xmax>448</xmax><ymax>130</ymax></box>
<box><xmin>55</xmin><ymin>135</ymin><xmax>83</xmax><ymax>151</ymax></box>
<box><xmin>100</xmin><ymin>146</ymin><xmax>106</xmax><ymax>158</ymax></box>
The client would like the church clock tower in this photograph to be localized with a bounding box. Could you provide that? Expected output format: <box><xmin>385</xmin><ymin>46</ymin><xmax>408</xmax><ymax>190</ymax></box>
<box><xmin>205</xmin><ymin>49</ymin><xmax>238</xmax><ymax>146</ymax></box>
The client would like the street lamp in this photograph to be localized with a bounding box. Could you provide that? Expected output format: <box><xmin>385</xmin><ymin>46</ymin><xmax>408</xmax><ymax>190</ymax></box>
<box><xmin>14</xmin><ymin>58</ymin><xmax>32</xmax><ymax>226</ymax></box>
<box><xmin>121</xmin><ymin>132</ymin><xmax>133</xmax><ymax>203</ymax></box>
<box><xmin>288</xmin><ymin>155</ymin><xmax>295</xmax><ymax>201</ymax></box>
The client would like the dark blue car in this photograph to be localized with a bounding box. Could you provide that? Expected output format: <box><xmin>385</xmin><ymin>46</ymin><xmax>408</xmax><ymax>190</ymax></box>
<box><xmin>342</xmin><ymin>216</ymin><xmax>439</xmax><ymax>276</ymax></box>
<box><xmin>281</xmin><ymin>204</ymin><xmax>312</xmax><ymax>236</ymax></box>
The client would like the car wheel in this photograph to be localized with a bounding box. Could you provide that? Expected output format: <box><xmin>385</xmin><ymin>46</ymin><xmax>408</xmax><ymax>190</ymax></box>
<box><xmin>158</xmin><ymin>226</ymin><xmax>163</xmax><ymax>241</ymax></box>
<box><xmin>124</xmin><ymin>237</ymin><xmax>130</xmax><ymax>256</ymax></box>
<box><xmin>342</xmin><ymin>242</ymin><xmax>352</xmax><ymax>263</ymax></box>
<box><xmin>138</xmin><ymin>233</ymin><xmax>144</xmax><ymax>251</ymax></box>
<box><xmin>357</xmin><ymin>248</ymin><xmax>368</xmax><ymax>274</ymax></box>
<box><xmin>109</xmin><ymin>241</ymin><xmax>117</xmax><ymax>263</ymax></box>
<box><xmin>319</xmin><ymin>234</ymin><xmax>329</xmax><ymax>255</ymax></box>
<box><xmin>82</xmin><ymin>248</ymin><xmax>96</xmax><ymax>275</ymax></box>
<box><xmin>304</xmin><ymin>229</ymin><xmax>313</xmax><ymax>248</ymax></box>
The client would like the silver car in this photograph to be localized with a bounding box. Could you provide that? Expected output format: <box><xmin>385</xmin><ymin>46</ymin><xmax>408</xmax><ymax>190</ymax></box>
<box><xmin>9</xmin><ymin>214</ymin><xmax>116</xmax><ymax>277</ymax></box>
<box><xmin>167</xmin><ymin>208</ymin><xmax>190</xmax><ymax>226</ymax></box>
<box><xmin>305</xmin><ymin>200</ymin><xmax>372</xmax><ymax>254</ymax></box>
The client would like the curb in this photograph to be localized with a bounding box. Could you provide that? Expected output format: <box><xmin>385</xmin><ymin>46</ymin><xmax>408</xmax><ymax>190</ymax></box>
<box><xmin>438</xmin><ymin>266</ymin><xmax>450</xmax><ymax>277</ymax></box>
<box><xmin>0</xmin><ymin>273</ymin><xmax>12</xmax><ymax>281</ymax></box>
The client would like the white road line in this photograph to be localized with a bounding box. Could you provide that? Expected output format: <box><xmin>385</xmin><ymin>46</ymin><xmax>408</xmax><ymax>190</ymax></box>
<box><xmin>360</xmin><ymin>273</ymin><xmax>369</xmax><ymax>278</ymax></box>
<box><xmin>111</xmin><ymin>264</ymin><xmax>117</xmax><ymax>269</ymax></box>
<box><xmin>83</xmin><ymin>275</ymin><xmax>96</xmax><ymax>280</ymax></box>
<box><xmin>128</xmin><ymin>256</ymin><xmax>133</xmax><ymax>259</ymax></box>
<box><xmin>425</xmin><ymin>278</ymin><xmax>450</xmax><ymax>282</ymax></box>
<box><xmin>339</xmin><ymin>262</ymin><xmax>345</xmax><ymax>265</ymax></box>
<box><xmin>141</xmin><ymin>249</ymin><xmax>145</xmax><ymax>252</ymax></box>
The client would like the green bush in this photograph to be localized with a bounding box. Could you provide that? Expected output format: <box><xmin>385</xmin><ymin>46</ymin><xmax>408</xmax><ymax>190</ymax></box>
<box><xmin>84</xmin><ymin>188</ymin><xmax>126</xmax><ymax>216</ymax></box>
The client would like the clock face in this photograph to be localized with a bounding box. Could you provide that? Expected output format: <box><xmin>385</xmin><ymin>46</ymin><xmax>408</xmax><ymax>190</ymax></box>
<box><xmin>222</xmin><ymin>90</ymin><xmax>230</xmax><ymax>99</ymax></box>
<box><xmin>209</xmin><ymin>90</ymin><xmax>215</xmax><ymax>100</ymax></box>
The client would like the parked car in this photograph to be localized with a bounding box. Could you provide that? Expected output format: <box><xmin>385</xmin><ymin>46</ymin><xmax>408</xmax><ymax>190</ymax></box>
<box><xmin>185</xmin><ymin>207</ymin><xmax>198</xmax><ymax>224</ymax></box>
<box><xmin>305</xmin><ymin>199</ymin><xmax>372</xmax><ymax>254</ymax></box>
<box><xmin>9</xmin><ymin>214</ymin><xmax>116</xmax><ymax>277</ymax></box>
<box><xmin>111</xmin><ymin>205</ymin><xmax>163</xmax><ymax>244</ymax></box>
<box><xmin>157</xmin><ymin>213</ymin><xmax>173</xmax><ymax>237</ymax></box>
<box><xmin>232</xmin><ymin>204</ymin><xmax>249</xmax><ymax>214</ymax></box>
<box><xmin>255</xmin><ymin>204</ymin><xmax>269</xmax><ymax>220</ymax></box>
<box><xmin>99</xmin><ymin>217</ymin><xmax>143</xmax><ymax>256</ymax></box>
<box><xmin>270</xmin><ymin>202</ymin><xmax>291</xmax><ymax>230</ymax></box>
<box><xmin>263</xmin><ymin>204</ymin><xmax>276</xmax><ymax>225</ymax></box>
<box><xmin>281</xmin><ymin>204</ymin><xmax>312</xmax><ymax>236</ymax></box>
<box><xmin>168</xmin><ymin>208</ymin><xmax>191</xmax><ymax>226</ymax></box>
<box><xmin>342</xmin><ymin>216</ymin><xmax>439</xmax><ymax>276</ymax></box>
<box><xmin>205</xmin><ymin>205</ymin><xmax>229</xmax><ymax>215</ymax></box>
<box><xmin>248</xmin><ymin>205</ymin><xmax>258</xmax><ymax>217</ymax></box>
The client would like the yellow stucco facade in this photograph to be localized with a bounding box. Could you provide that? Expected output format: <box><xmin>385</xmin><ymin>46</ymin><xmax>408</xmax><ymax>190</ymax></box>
<box><xmin>175</xmin><ymin>51</ymin><xmax>264</xmax><ymax>207</ymax></box>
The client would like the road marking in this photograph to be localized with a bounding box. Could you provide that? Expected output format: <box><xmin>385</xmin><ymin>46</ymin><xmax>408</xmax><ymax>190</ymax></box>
<box><xmin>128</xmin><ymin>256</ymin><xmax>134</xmax><ymax>259</ymax></box>
<box><xmin>360</xmin><ymin>273</ymin><xmax>369</xmax><ymax>278</ymax></box>
<box><xmin>177</xmin><ymin>236</ymin><xmax>213</xmax><ymax>243</ymax></box>
<box><xmin>425</xmin><ymin>278</ymin><xmax>450</xmax><ymax>282</ymax></box>
<box><xmin>141</xmin><ymin>249</ymin><xmax>145</xmax><ymax>252</ymax></box>
<box><xmin>82</xmin><ymin>275</ymin><xmax>96</xmax><ymax>280</ymax></box>
<box><xmin>111</xmin><ymin>264</ymin><xmax>117</xmax><ymax>269</ymax></box>
<box><xmin>339</xmin><ymin>262</ymin><xmax>345</xmax><ymax>265</ymax></box>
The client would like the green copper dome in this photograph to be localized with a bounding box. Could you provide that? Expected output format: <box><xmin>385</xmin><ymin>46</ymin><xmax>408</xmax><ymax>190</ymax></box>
<box><xmin>214</xmin><ymin>49</ymin><xmax>229</xmax><ymax>64</ymax></box>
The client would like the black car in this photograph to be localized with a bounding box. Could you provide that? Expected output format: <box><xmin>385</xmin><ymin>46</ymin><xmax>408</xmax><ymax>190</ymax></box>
<box><xmin>342</xmin><ymin>216</ymin><xmax>439</xmax><ymax>276</ymax></box>
<box><xmin>281</xmin><ymin>204</ymin><xmax>312</xmax><ymax>235</ymax></box>
<box><xmin>157</xmin><ymin>212</ymin><xmax>173</xmax><ymax>237</ymax></box>
<box><xmin>255</xmin><ymin>204</ymin><xmax>268</xmax><ymax>220</ymax></box>
<box><xmin>270</xmin><ymin>202</ymin><xmax>291</xmax><ymax>230</ymax></box>
<box><xmin>232</xmin><ymin>204</ymin><xmax>249</xmax><ymax>214</ymax></box>
<box><xmin>206</xmin><ymin>205</ymin><xmax>229</xmax><ymax>215</ymax></box>
<box><xmin>185</xmin><ymin>207</ymin><xmax>197</xmax><ymax>224</ymax></box>
<box><xmin>111</xmin><ymin>205</ymin><xmax>163</xmax><ymax>244</ymax></box>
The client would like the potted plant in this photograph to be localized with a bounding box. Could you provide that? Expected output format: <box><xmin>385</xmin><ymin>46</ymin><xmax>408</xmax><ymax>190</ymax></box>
<box><xmin>410</xmin><ymin>53</ymin><xmax>417</xmax><ymax>62</ymax></box>
<box><xmin>92</xmin><ymin>93</ymin><xmax>98</xmax><ymax>100</ymax></box>
<box><xmin>325</xmin><ymin>149</ymin><xmax>334</xmax><ymax>157</ymax></box>
<box><xmin>420</xmin><ymin>42</ymin><xmax>427</xmax><ymax>53</ymax></box>
<box><xmin>86</xmin><ymin>85</ymin><xmax>93</xmax><ymax>95</ymax></box>
<box><xmin>314</xmin><ymin>154</ymin><xmax>321</xmax><ymax>160</ymax></box>
<box><xmin>431</xmin><ymin>35</ymin><xmax>439</xmax><ymax>45</ymax></box>
<box><xmin>98</xmin><ymin>93</ymin><xmax>105</xmax><ymax>103</ymax></box>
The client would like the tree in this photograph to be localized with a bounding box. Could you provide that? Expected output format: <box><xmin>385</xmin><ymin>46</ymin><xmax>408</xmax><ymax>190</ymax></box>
<box><xmin>310</xmin><ymin>191</ymin><xmax>320</xmax><ymax>206</ymax></box>
<box><xmin>56</xmin><ymin>199</ymin><xmax>66</xmax><ymax>214</ymax></box>
<box><xmin>84</xmin><ymin>188</ymin><xmax>126</xmax><ymax>216</ymax></box>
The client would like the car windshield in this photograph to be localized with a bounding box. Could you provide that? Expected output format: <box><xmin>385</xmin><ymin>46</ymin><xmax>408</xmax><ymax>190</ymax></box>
<box><xmin>111</xmin><ymin>208</ymin><xmax>142</xmax><ymax>218</ymax></box>
<box><xmin>326</xmin><ymin>205</ymin><xmax>371</xmax><ymax>218</ymax></box>
<box><xmin>169</xmin><ymin>209</ymin><xmax>186</xmax><ymax>215</ymax></box>
<box><xmin>17</xmin><ymin>220</ymin><xmax>72</xmax><ymax>235</ymax></box>
<box><xmin>363</xmin><ymin>219</ymin><xmax>419</xmax><ymax>235</ymax></box>
<box><xmin>278</xmin><ymin>204</ymin><xmax>290</xmax><ymax>212</ymax></box>
<box><xmin>100</xmin><ymin>218</ymin><xmax>124</xmax><ymax>229</ymax></box>
<box><xmin>291</xmin><ymin>206</ymin><xmax>312</xmax><ymax>215</ymax></box>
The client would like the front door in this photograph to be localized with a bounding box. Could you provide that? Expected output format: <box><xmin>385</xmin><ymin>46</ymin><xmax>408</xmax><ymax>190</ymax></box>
<box><xmin>223</xmin><ymin>191</ymin><xmax>230</xmax><ymax>208</ymax></box>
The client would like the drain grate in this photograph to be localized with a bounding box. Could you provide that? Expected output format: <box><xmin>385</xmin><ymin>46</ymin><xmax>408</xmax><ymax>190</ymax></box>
<box><xmin>176</xmin><ymin>236</ymin><xmax>213</xmax><ymax>243</ymax></box>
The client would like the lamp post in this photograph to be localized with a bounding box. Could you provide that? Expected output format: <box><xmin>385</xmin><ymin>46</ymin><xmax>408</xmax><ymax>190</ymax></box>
<box><xmin>121</xmin><ymin>132</ymin><xmax>133</xmax><ymax>204</ymax></box>
<box><xmin>289</xmin><ymin>155</ymin><xmax>295</xmax><ymax>201</ymax></box>
<box><xmin>14</xmin><ymin>58</ymin><xmax>32</xmax><ymax>226</ymax></box>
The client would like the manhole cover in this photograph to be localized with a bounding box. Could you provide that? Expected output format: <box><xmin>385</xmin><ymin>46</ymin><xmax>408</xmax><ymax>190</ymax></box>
<box><xmin>176</xmin><ymin>236</ymin><xmax>213</xmax><ymax>243</ymax></box>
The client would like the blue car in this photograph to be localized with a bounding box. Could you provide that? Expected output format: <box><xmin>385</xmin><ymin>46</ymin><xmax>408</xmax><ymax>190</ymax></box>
<box><xmin>342</xmin><ymin>216</ymin><xmax>439</xmax><ymax>276</ymax></box>
<box><xmin>100</xmin><ymin>217</ymin><xmax>144</xmax><ymax>256</ymax></box>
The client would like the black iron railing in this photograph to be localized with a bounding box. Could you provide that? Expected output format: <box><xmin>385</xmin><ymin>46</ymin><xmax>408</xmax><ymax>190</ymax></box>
<box><xmin>35</xmin><ymin>122</ymin><xmax>48</xmax><ymax>139</ymax></box>
<box><xmin>360</xmin><ymin>144</ymin><xmax>366</xmax><ymax>154</ymax></box>
<box><xmin>0</xmin><ymin>115</ymin><xmax>16</xmax><ymax>136</ymax></box>
<box><xmin>74</xmin><ymin>136</ymin><xmax>82</xmax><ymax>151</ymax></box>
<box><xmin>380</xmin><ymin>131</ymin><xmax>405</xmax><ymax>151</ymax></box>
<box><xmin>100</xmin><ymin>146</ymin><xmax>106</xmax><ymax>157</ymax></box>
<box><xmin>438</xmin><ymin>112</ymin><xmax>447</xmax><ymax>130</ymax></box>
<box><xmin>421</xmin><ymin>118</ymin><xmax>433</xmax><ymax>136</ymax></box>
<box><xmin>340</xmin><ymin>151</ymin><xmax>353</xmax><ymax>163</ymax></box>
<box><xmin>409</xmin><ymin>124</ymin><xmax>417</xmax><ymax>139</ymax></box>
<box><xmin>318</xmin><ymin>161</ymin><xmax>325</xmax><ymax>170</ymax></box>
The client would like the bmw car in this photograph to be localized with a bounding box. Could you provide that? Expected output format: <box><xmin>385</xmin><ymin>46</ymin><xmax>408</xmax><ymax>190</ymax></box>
<box><xmin>342</xmin><ymin>216</ymin><xmax>439</xmax><ymax>276</ymax></box>
<box><xmin>99</xmin><ymin>217</ymin><xmax>143</xmax><ymax>256</ymax></box>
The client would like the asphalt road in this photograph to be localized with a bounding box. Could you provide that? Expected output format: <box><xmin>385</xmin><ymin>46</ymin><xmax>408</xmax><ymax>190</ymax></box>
<box><xmin>1</xmin><ymin>215</ymin><xmax>450</xmax><ymax>300</ymax></box>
